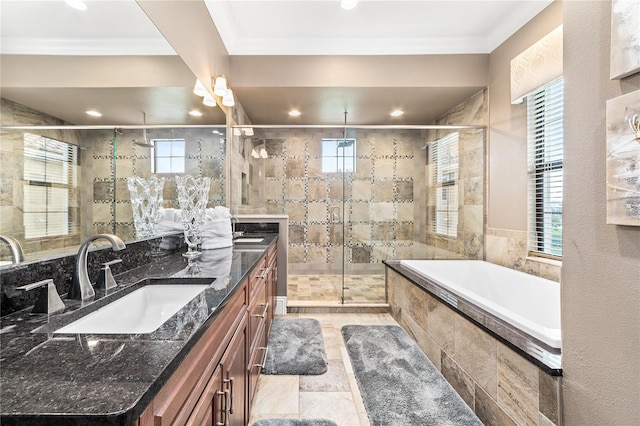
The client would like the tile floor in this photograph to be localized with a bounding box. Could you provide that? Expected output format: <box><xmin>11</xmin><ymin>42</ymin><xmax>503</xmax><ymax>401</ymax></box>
<box><xmin>249</xmin><ymin>312</ymin><xmax>399</xmax><ymax>426</ymax></box>
<box><xmin>287</xmin><ymin>275</ymin><xmax>386</xmax><ymax>304</ymax></box>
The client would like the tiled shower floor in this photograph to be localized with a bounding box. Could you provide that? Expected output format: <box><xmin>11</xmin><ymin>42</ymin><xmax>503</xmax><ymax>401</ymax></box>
<box><xmin>287</xmin><ymin>275</ymin><xmax>386</xmax><ymax>305</ymax></box>
<box><xmin>249</xmin><ymin>312</ymin><xmax>399</xmax><ymax>425</ymax></box>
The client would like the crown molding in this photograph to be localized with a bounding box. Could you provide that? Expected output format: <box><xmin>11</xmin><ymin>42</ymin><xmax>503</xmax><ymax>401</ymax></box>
<box><xmin>0</xmin><ymin>37</ymin><xmax>176</xmax><ymax>56</ymax></box>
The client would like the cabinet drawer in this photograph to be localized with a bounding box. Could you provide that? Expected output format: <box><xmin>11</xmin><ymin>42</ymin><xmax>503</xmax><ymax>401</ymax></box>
<box><xmin>248</xmin><ymin>279</ymin><xmax>267</xmax><ymax>352</ymax></box>
<box><xmin>248</xmin><ymin>256</ymin><xmax>267</xmax><ymax>296</ymax></box>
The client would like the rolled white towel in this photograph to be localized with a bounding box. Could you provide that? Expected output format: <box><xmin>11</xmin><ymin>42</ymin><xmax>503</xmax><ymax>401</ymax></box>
<box><xmin>159</xmin><ymin>208</ymin><xmax>181</xmax><ymax>222</ymax></box>
<box><xmin>205</xmin><ymin>206</ymin><xmax>231</xmax><ymax>221</ymax></box>
<box><xmin>202</xmin><ymin>219</ymin><xmax>232</xmax><ymax>239</ymax></box>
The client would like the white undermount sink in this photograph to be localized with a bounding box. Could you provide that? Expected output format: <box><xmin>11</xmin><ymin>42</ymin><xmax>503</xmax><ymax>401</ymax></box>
<box><xmin>234</xmin><ymin>238</ymin><xmax>264</xmax><ymax>243</ymax></box>
<box><xmin>54</xmin><ymin>285</ymin><xmax>208</xmax><ymax>334</ymax></box>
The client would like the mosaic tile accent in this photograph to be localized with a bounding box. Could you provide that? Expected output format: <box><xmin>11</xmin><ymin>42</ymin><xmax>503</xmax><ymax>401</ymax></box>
<box><xmin>93</xmin><ymin>128</ymin><xmax>226</xmax><ymax>241</ymax></box>
<box><xmin>249</xmin><ymin>128</ymin><xmax>423</xmax><ymax>272</ymax></box>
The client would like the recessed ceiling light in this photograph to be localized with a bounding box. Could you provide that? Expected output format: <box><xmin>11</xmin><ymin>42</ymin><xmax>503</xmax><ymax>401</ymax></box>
<box><xmin>189</xmin><ymin>110</ymin><xmax>203</xmax><ymax>117</ymax></box>
<box><xmin>85</xmin><ymin>110</ymin><xmax>102</xmax><ymax>117</ymax></box>
<box><xmin>288</xmin><ymin>110</ymin><xmax>301</xmax><ymax>117</ymax></box>
<box><xmin>341</xmin><ymin>0</ymin><xmax>358</xmax><ymax>10</ymax></box>
<box><xmin>65</xmin><ymin>0</ymin><xmax>87</xmax><ymax>11</ymax></box>
<box><xmin>390</xmin><ymin>109</ymin><xmax>404</xmax><ymax>117</ymax></box>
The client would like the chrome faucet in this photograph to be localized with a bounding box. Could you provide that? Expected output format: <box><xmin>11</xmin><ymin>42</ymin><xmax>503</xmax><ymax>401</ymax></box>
<box><xmin>0</xmin><ymin>234</ymin><xmax>25</xmax><ymax>265</ymax></box>
<box><xmin>69</xmin><ymin>234</ymin><xmax>126</xmax><ymax>301</ymax></box>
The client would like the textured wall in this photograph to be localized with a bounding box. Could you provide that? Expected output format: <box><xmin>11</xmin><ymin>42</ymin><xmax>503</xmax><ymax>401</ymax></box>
<box><xmin>485</xmin><ymin>1</ymin><xmax>562</xmax><ymax>281</ymax></box>
<box><xmin>562</xmin><ymin>1</ymin><xmax>640</xmax><ymax>424</ymax></box>
<box><xmin>487</xmin><ymin>1</ymin><xmax>562</xmax><ymax>231</ymax></box>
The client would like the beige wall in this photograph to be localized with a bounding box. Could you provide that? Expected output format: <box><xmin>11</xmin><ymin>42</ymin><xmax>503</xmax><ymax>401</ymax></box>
<box><xmin>488</xmin><ymin>1</ymin><xmax>563</xmax><ymax>231</ymax></box>
<box><xmin>562</xmin><ymin>1</ymin><xmax>640</xmax><ymax>425</ymax></box>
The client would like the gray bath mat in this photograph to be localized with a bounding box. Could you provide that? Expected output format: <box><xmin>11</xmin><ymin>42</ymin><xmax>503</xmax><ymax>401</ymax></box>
<box><xmin>252</xmin><ymin>420</ymin><xmax>336</xmax><ymax>426</ymax></box>
<box><xmin>262</xmin><ymin>318</ymin><xmax>328</xmax><ymax>375</ymax></box>
<box><xmin>342</xmin><ymin>325</ymin><xmax>483</xmax><ymax>426</ymax></box>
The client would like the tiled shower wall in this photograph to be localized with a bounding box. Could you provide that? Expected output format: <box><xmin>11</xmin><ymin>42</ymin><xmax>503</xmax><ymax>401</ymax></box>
<box><xmin>424</xmin><ymin>89</ymin><xmax>487</xmax><ymax>261</ymax></box>
<box><xmin>0</xmin><ymin>98</ymin><xmax>84</xmax><ymax>258</ymax></box>
<box><xmin>88</xmin><ymin>128</ymin><xmax>226</xmax><ymax>242</ymax></box>
<box><xmin>252</xmin><ymin>128</ymin><xmax>425</xmax><ymax>275</ymax></box>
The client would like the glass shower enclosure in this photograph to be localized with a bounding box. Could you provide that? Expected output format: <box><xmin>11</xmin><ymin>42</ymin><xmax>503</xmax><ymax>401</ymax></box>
<box><xmin>230</xmin><ymin>125</ymin><xmax>485</xmax><ymax>306</ymax></box>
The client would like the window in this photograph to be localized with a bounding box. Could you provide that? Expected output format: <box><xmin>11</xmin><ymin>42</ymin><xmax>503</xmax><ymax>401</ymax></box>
<box><xmin>321</xmin><ymin>138</ymin><xmax>356</xmax><ymax>173</ymax></box>
<box><xmin>23</xmin><ymin>134</ymin><xmax>79</xmax><ymax>239</ymax></box>
<box><xmin>429</xmin><ymin>133</ymin><xmax>459</xmax><ymax>237</ymax></box>
<box><xmin>527</xmin><ymin>78</ymin><xmax>563</xmax><ymax>258</ymax></box>
<box><xmin>152</xmin><ymin>139</ymin><xmax>186</xmax><ymax>173</ymax></box>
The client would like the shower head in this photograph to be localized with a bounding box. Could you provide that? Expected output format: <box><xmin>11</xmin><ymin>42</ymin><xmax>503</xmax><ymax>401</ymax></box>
<box><xmin>133</xmin><ymin>112</ymin><xmax>154</xmax><ymax>149</ymax></box>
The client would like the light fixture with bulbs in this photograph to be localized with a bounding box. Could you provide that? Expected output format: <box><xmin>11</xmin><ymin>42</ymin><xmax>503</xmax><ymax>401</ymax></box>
<box><xmin>341</xmin><ymin>0</ymin><xmax>358</xmax><ymax>10</ymax></box>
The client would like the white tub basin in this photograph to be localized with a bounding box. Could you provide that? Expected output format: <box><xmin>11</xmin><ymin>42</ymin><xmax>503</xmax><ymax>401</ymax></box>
<box><xmin>54</xmin><ymin>285</ymin><xmax>208</xmax><ymax>334</ymax></box>
<box><xmin>234</xmin><ymin>238</ymin><xmax>264</xmax><ymax>243</ymax></box>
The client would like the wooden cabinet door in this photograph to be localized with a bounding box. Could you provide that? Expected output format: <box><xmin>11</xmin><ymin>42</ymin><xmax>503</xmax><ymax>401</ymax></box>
<box><xmin>186</xmin><ymin>365</ymin><xmax>224</xmax><ymax>426</ymax></box>
<box><xmin>220</xmin><ymin>313</ymin><xmax>247</xmax><ymax>426</ymax></box>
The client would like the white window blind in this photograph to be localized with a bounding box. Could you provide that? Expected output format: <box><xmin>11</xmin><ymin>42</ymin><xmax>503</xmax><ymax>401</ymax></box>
<box><xmin>527</xmin><ymin>78</ymin><xmax>564</xmax><ymax>258</ymax></box>
<box><xmin>23</xmin><ymin>133</ymin><xmax>79</xmax><ymax>239</ymax></box>
<box><xmin>429</xmin><ymin>132</ymin><xmax>459</xmax><ymax>237</ymax></box>
<box><xmin>152</xmin><ymin>139</ymin><xmax>186</xmax><ymax>174</ymax></box>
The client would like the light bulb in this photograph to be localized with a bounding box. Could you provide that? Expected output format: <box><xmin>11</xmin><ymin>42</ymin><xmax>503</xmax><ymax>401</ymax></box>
<box><xmin>203</xmin><ymin>93</ymin><xmax>217</xmax><ymax>107</ymax></box>
<box><xmin>214</xmin><ymin>76</ymin><xmax>228</xmax><ymax>97</ymax></box>
<box><xmin>65</xmin><ymin>0</ymin><xmax>87</xmax><ymax>10</ymax></box>
<box><xmin>341</xmin><ymin>0</ymin><xmax>358</xmax><ymax>10</ymax></box>
<box><xmin>222</xmin><ymin>89</ymin><xmax>235</xmax><ymax>107</ymax></box>
<box><xmin>193</xmin><ymin>80</ymin><xmax>208</xmax><ymax>97</ymax></box>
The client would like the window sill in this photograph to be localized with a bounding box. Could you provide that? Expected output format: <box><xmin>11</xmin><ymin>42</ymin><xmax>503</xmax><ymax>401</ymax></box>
<box><xmin>525</xmin><ymin>255</ymin><xmax>562</xmax><ymax>267</ymax></box>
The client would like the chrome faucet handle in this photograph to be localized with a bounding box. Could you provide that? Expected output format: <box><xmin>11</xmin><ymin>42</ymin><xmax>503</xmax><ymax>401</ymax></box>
<box><xmin>95</xmin><ymin>259</ymin><xmax>122</xmax><ymax>291</ymax></box>
<box><xmin>16</xmin><ymin>279</ymin><xmax>65</xmax><ymax>315</ymax></box>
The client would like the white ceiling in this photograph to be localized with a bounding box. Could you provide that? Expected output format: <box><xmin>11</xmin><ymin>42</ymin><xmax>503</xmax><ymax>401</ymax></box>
<box><xmin>0</xmin><ymin>0</ymin><xmax>553</xmax><ymax>126</ymax></box>
<box><xmin>205</xmin><ymin>0</ymin><xmax>552</xmax><ymax>55</ymax></box>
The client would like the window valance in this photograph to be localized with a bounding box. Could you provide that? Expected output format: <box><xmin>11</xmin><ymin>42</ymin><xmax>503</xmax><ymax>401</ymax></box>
<box><xmin>510</xmin><ymin>25</ymin><xmax>563</xmax><ymax>104</ymax></box>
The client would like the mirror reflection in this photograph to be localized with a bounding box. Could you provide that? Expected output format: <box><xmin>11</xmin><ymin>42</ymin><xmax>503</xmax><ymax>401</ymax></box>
<box><xmin>0</xmin><ymin>100</ymin><xmax>227</xmax><ymax>265</ymax></box>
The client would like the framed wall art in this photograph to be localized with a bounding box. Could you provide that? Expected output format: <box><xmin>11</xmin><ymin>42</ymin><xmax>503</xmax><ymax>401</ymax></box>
<box><xmin>610</xmin><ymin>0</ymin><xmax>640</xmax><ymax>80</ymax></box>
<box><xmin>606</xmin><ymin>89</ymin><xmax>640</xmax><ymax>225</ymax></box>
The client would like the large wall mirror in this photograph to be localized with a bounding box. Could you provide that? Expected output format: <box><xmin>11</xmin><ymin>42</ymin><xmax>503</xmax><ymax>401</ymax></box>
<box><xmin>0</xmin><ymin>109</ymin><xmax>227</xmax><ymax>266</ymax></box>
<box><xmin>0</xmin><ymin>1</ymin><xmax>228</xmax><ymax>266</ymax></box>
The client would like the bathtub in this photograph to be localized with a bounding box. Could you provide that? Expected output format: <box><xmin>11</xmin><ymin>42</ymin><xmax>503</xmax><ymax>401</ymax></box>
<box><xmin>399</xmin><ymin>260</ymin><xmax>561</xmax><ymax>349</ymax></box>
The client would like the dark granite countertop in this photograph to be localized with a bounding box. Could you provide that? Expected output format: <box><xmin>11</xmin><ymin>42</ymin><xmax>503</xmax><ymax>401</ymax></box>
<box><xmin>383</xmin><ymin>260</ymin><xmax>562</xmax><ymax>376</ymax></box>
<box><xmin>0</xmin><ymin>235</ymin><xmax>277</xmax><ymax>425</ymax></box>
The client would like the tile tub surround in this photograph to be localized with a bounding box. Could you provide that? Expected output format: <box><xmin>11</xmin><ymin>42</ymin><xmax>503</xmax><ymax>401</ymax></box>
<box><xmin>485</xmin><ymin>228</ymin><xmax>561</xmax><ymax>283</ymax></box>
<box><xmin>385</xmin><ymin>262</ymin><xmax>562</xmax><ymax>426</ymax></box>
<box><xmin>0</xmin><ymin>238</ymin><xmax>276</xmax><ymax>425</ymax></box>
<box><xmin>0</xmin><ymin>234</ymin><xmax>183</xmax><ymax>316</ymax></box>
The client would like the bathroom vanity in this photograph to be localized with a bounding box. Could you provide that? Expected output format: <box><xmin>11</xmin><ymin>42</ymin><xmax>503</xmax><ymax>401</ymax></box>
<box><xmin>0</xmin><ymin>236</ymin><xmax>278</xmax><ymax>425</ymax></box>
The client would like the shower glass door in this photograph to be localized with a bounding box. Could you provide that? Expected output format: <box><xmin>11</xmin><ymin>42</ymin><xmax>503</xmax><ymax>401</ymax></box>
<box><xmin>236</xmin><ymin>126</ymin><xmax>446</xmax><ymax>306</ymax></box>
